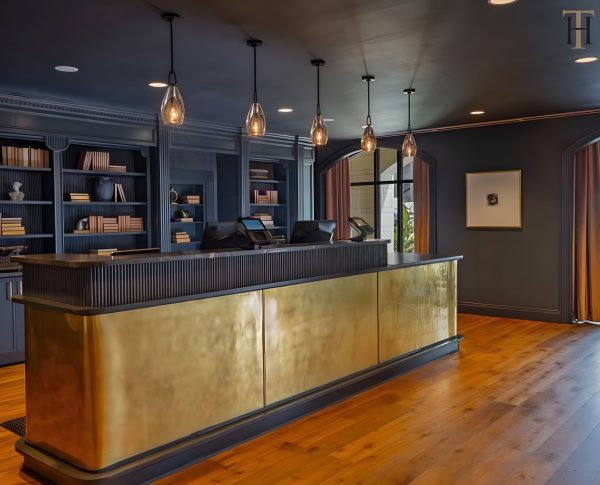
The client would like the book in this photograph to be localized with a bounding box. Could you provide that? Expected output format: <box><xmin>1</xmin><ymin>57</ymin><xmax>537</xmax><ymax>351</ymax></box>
<box><xmin>174</xmin><ymin>218</ymin><xmax>193</xmax><ymax>222</ymax></box>
<box><xmin>89</xmin><ymin>248</ymin><xmax>117</xmax><ymax>256</ymax></box>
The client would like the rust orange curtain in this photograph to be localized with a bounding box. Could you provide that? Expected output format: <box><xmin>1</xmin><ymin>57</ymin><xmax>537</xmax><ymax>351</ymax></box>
<box><xmin>324</xmin><ymin>158</ymin><xmax>350</xmax><ymax>240</ymax></box>
<box><xmin>573</xmin><ymin>143</ymin><xmax>600</xmax><ymax>322</ymax></box>
<box><xmin>414</xmin><ymin>158</ymin><xmax>430</xmax><ymax>253</ymax></box>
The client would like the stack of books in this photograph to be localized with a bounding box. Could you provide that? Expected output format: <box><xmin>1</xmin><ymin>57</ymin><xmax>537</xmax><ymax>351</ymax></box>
<box><xmin>0</xmin><ymin>216</ymin><xmax>25</xmax><ymax>236</ymax></box>
<box><xmin>78</xmin><ymin>151</ymin><xmax>111</xmax><ymax>171</ymax></box>
<box><xmin>114</xmin><ymin>183</ymin><xmax>126</xmax><ymax>202</ymax></box>
<box><xmin>89</xmin><ymin>248</ymin><xmax>117</xmax><ymax>256</ymax></box>
<box><xmin>250</xmin><ymin>168</ymin><xmax>270</xmax><ymax>180</ymax></box>
<box><xmin>251</xmin><ymin>189</ymin><xmax>278</xmax><ymax>204</ymax></box>
<box><xmin>129</xmin><ymin>217</ymin><xmax>144</xmax><ymax>232</ymax></box>
<box><xmin>171</xmin><ymin>231</ymin><xmax>191</xmax><ymax>244</ymax></box>
<box><xmin>1</xmin><ymin>146</ymin><xmax>50</xmax><ymax>168</ymax></box>
<box><xmin>67</xmin><ymin>192</ymin><xmax>91</xmax><ymax>203</ymax></box>
<box><xmin>102</xmin><ymin>217</ymin><xmax>119</xmax><ymax>233</ymax></box>
<box><xmin>108</xmin><ymin>165</ymin><xmax>126</xmax><ymax>173</ymax></box>
<box><xmin>117</xmin><ymin>215</ymin><xmax>131</xmax><ymax>232</ymax></box>
<box><xmin>253</xmin><ymin>212</ymin><xmax>275</xmax><ymax>227</ymax></box>
<box><xmin>179</xmin><ymin>194</ymin><xmax>200</xmax><ymax>205</ymax></box>
<box><xmin>174</xmin><ymin>217</ymin><xmax>193</xmax><ymax>222</ymax></box>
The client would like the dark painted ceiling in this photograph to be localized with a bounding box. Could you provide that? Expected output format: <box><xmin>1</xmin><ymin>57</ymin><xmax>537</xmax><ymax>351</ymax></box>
<box><xmin>1</xmin><ymin>0</ymin><xmax>599</xmax><ymax>139</ymax></box>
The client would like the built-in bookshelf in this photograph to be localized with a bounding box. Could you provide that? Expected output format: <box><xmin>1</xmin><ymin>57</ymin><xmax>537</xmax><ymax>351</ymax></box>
<box><xmin>61</xmin><ymin>144</ymin><xmax>151</xmax><ymax>254</ymax></box>
<box><xmin>248</xmin><ymin>160</ymin><xmax>290</xmax><ymax>238</ymax></box>
<box><xmin>169</xmin><ymin>181</ymin><xmax>204</xmax><ymax>248</ymax></box>
<box><xmin>0</xmin><ymin>137</ymin><xmax>55</xmax><ymax>254</ymax></box>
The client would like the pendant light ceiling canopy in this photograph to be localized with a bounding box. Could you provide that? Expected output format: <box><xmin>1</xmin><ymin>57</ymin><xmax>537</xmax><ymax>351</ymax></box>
<box><xmin>360</xmin><ymin>74</ymin><xmax>376</xmax><ymax>152</ymax></box>
<box><xmin>246</xmin><ymin>39</ymin><xmax>266</xmax><ymax>137</ymax></box>
<box><xmin>310</xmin><ymin>59</ymin><xmax>328</xmax><ymax>146</ymax></box>
<box><xmin>402</xmin><ymin>88</ymin><xmax>417</xmax><ymax>162</ymax></box>
<box><xmin>160</xmin><ymin>12</ymin><xmax>185</xmax><ymax>126</ymax></box>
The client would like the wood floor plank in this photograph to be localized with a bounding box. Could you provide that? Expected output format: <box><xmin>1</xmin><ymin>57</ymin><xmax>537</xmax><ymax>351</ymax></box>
<box><xmin>1</xmin><ymin>315</ymin><xmax>599</xmax><ymax>484</ymax></box>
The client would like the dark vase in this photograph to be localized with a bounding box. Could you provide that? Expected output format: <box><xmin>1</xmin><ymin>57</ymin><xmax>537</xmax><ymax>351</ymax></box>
<box><xmin>92</xmin><ymin>177</ymin><xmax>114</xmax><ymax>202</ymax></box>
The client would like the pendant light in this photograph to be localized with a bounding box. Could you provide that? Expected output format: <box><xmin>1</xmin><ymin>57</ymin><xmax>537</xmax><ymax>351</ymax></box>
<box><xmin>160</xmin><ymin>12</ymin><xmax>185</xmax><ymax>126</ymax></box>
<box><xmin>402</xmin><ymin>88</ymin><xmax>417</xmax><ymax>161</ymax></box>
<box><xmin>361</xmin><ymin>75</ymin><xmax>376</xmax><ymax>152</ymax></box>
<box><xmin>246</xmin><ymin>39</ymin><xmax>266</xmax><ymax>137</ymax></box>
<box><xmin>310</xmin><ymin>59</ymin><xmax>328</xmax><ymax>146</ymax></box>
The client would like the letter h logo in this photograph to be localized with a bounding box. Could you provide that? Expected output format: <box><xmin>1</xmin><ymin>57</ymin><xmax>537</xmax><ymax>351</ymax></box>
<box><xmin>563</xmin><ymin>10</ymin><xmax>595</xmax><ymax>49</ymax></box>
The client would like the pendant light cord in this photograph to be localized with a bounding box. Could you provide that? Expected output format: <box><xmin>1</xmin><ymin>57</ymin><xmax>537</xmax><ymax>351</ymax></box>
<box><xmin>253</xmin><ymin>45</ymin><xmax>258</xmax><ymax>103</ymax></box>
<box><xmin>366</xmin><ymin>80</ymin><xmax>372</xmax><ymax>125</ymax></box>
<box><xmin>168</xmin><ymin>17</ymin><xmax>177</xmax><ymax>85</ymax></box>
<box><xmin>407</xmin><ymin>91</ymin><xmax>412</xmax><ymax>133</ymax></box>
<box><xmin>316</xmin><ymin>65</ymin><xmax>321</xmax><ymax>116</ymax></box>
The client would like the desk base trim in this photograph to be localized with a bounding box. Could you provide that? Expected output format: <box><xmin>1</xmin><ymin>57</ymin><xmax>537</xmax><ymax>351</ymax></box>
<box><xmin>16</xmin><ymin>335</ymin><xmax>462</xmax><ymax>485</ymax></box>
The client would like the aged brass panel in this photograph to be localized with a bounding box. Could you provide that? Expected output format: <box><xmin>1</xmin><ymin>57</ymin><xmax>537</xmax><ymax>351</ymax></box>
<box><xmin>24</xmin><ymin>291</ymin><xmax>264</xmax><ymax>470</ymax></box>
<box><xmin>264</xmin><ymin>273</ymin><xmax>378</xmax><ymax>405</ymax></box>
<box><xmin>378</xmin><ymin>261</ymin><xmax>458</xmax><ymax>362</ymax></box>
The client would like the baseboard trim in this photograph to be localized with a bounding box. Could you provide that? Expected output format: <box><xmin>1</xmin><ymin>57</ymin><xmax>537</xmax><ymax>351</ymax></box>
<box><xmin>17</xmin><ymin>336</ymin><xmax>462</xmax><ymax>485</ymax></box>
<box><xmin>459</xmin><ymin>301</ymin><xmax>563</xmax><ymax>322</ymax></box>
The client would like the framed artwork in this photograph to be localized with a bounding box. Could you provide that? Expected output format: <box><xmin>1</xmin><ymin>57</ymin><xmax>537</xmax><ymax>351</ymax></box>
<box><xmin>465</xmin><ymin>170</ymin><xmax>522</xmax><ymax>229</ymax></box>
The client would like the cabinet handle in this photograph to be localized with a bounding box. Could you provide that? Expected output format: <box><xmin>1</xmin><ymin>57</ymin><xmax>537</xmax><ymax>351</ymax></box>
<box><xmin>6</xmin><ymin>281</ymin><xmax>13</xmax><ymax>300</ymax></box>
<box><xmin>17</xmin><ymin>280</ymin><xmax>23</xmax><ymax>296</ymax></box>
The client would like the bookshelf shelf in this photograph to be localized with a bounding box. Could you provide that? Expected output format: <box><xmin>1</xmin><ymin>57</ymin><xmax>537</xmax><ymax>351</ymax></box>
<box><xmin>171</xmin><ymin>240</ymin><xmax>202</xmax><ymax>246</ymax></box>
<box><xmin>250</xmin><ymin>203</ymin><xmax>286</xmax><ymax>207</ymax></box>
<box><xmin>171</xmin><ymin>203</ymin><xmax>203</xmax><ymax>207</ymax></box>
<box><xmin>250</xmin><ymin>179</ymin><xmax>285</xmax><ymax>184</ymax></box>
<box><xmin>0</xmin><ymin>234</ymin><xmax>53</xmax><ymax>239</ymax></box>
<box><xmin>64</xmin><ymin>231</ymin><xmax>147</xmax><ymax>238</ymax></box>
<box><xmin>63</xmin><ymin>201</ymin><xmax>147</xmax><ymax>206</ymax></box>
<box><xmin>0</xmin><ymin>200</ymin><xmax>52</xmax><ymax>205</ymax></box>
<box><xmin>170</xmin><ymin>221</ymin><xmax>204</xmax><ymax>225</ymax></box>
<box><xmin>63</xmin><ymin>169</ymin><xmax>146</xmax><ymax>177</ymax></box>
<box><xmin>0</xmin><ymin>165</ymin><xmax>51</xmax><ymax>173</ymax></box>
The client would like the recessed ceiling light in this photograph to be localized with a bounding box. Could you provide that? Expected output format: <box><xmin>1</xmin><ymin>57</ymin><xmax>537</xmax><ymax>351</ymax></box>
<box><xmin>323</xmin><ymin>118</ymin><xmax>335</xmax><ymax>122</ymax></box>
<box><xmin>575</xmin><ymin>57</ymin><xmax>598</xmax><ymax>63</ymax></box>
<box><xmin>277</xmin><ymin>107</ymin><xmax>293</xmax><ymax>113</ymax></box>
<box><xmin>470</xmin><ymin>110</ymin><xmax>485</xmax><ymax>115</ymax></box>
<box><xmin>488</xmin><ymin>0</ymin><xmax>518</xmax><ymax>5</ymax></box>
<box><xmin>149</xmin><ymin>82</ymin><xmax>168</xmax><ymax>88</ymax></box>
<box><xmin>54</xmin><ymin>65</ymin><xmax>78</xmax><ymax>73</ymax></box>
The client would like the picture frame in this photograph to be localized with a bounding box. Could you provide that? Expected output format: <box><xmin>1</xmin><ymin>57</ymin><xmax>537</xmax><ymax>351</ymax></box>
<box><xmin>465</xmin><ymin>170</ymin><xmax>522</xmax><ymax>229</ymax></box>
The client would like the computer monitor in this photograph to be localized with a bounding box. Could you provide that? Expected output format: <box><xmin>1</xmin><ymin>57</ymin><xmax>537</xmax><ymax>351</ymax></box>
<box><xmin>349</xmin><ymin>217</ymin><xmax>375</xmax><ymax>242</ymax></box>
<box><xmin>290</xmin><ymin>220</ymin><xmax>336</xmax><ymax>244</ymax></box>
<box><xmin>201</xmin><ymin>221</ymin><xmax>251</xmax><ymax>250</ymax></box>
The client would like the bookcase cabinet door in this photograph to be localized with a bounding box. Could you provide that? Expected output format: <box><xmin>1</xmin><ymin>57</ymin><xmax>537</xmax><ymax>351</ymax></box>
<box><xmin>0</xmin><ymin>276</ymin><xmax>24</xmax><ymax>366</ymax></box>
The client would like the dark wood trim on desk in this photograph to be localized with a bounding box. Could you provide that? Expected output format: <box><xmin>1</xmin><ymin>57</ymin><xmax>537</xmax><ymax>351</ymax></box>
<box><xmin>16</xmin><ymin>335</ymin><xmax>462</xmax><ymax>485</ymax></box>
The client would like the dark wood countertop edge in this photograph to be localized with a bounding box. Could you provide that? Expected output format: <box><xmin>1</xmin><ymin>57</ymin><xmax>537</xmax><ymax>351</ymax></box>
<box><xmin>12</xmin><ymin>255</ymin><xmax>463</xmax><ymax>315</ymax></box>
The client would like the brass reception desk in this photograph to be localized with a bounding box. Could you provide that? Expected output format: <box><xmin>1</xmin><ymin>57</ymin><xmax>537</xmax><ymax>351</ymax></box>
<box><xmin>12</xmin><ymin>242</ymin><xmax>462</xmax><ymax>484</ymax></box>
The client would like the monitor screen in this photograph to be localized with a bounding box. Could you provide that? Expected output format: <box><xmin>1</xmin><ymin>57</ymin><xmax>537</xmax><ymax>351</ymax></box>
<box><xmin>202</xmin><ymin>221</ymin><xmax>250</xmax><ymax>250</ymax></box>
<box><xmin>350</xmin><ymin>217</ymin><xmax>374</xmax><ymax>234</ymax></box>
<box><xmin>241</xmin><ymin>218</ymin><xmax>267</xmax><ymax>232</ymax></box>
<box><xmin>290</xmin><ymin>220</ymin><xmax>336</xmax><ymax>244</ymax></box>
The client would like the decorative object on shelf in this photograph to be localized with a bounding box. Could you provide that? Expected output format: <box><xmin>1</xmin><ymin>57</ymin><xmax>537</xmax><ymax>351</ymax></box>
<box><xmin>78</xmin><ymin>151</ymin><xmax>110</xmax><ymax>171</ymax></box>
<box><xmin>402</xmin><ymin>88</ymin><xmax>417</xmax><ymax>162</ymax></box>
<box><xmin>246</xmin><ymin>39</ymin><xmax>266</xmax><ymax>137</ymax></box>
<box><xmin>465</xmin><ymin>170</ymin><xmax>522</xmax><ymax>229</ymax></box>
<box><xmin>75</xmin><ymin>217</ymin><xmax>89</xmax><ymax>231</ymax></box>
<box><xmin>67</xmin><ymin>192</ymin><xmax>91</xmax><ymax>202</ymax></box>
<box><xmin>176</xmin><ymin>209</ymin><xmax>190</xmax><ymax>219</ymax></box>
<box><xmin>1</xmin><ymin>146</ymin><xmax>49</xmax><ymax>168</ymax></box>
<box><xmin>160</xmin><ymin>12</ymin><xmax>185</xmax><ymax>126</ymax></box>
<box><xmin>361</xmin><ymin>75</ymin><xmax>377</xmax><ymax>152</ymax></box>
<box><xmin>92</xmin><ymin>176</ymin><xmax>115</xmax><ymax>202</ymax></box>
<box><xmin>310</xmin><ymin>59</ymin><xmax>328</xmax><ymax>146</ymax></box>
<box><xmin>169</xmin><ymin>187</ymin><xmax>179</xmax><ymax>204</ymax></box>
<box><xmin>0</xmin><ymin>214</ymin><xmax>26</xmax><ymax>236</ymax></box>
<box><xmin>8</xmin><ymin>181</ymin><xmax>25</xmax><ymax>201</ymax></box>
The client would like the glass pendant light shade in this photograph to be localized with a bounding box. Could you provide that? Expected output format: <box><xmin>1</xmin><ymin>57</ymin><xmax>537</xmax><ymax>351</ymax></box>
<box><xmin>402</xmin><ymin>132</ymin><xmax>417</xmax><ymax>161</ymax></box>
<box><xmin>246</xmin><ymin>102</ymin><xmax>266</xmax><ymax>137</ymax></box>
<box><xmin>160</xmin><ymin>12</ymin><xmax>184</xmax><ymax>126</ymax></box>
<box><xmin>360</xmin><ymin>75</ymin><xmax>376</xmax><ymax>152</ymax></box>
<box><xmin>402</xmin><ymin>88</ymin><xmax>417</xmax><ymax>161</ymax></box>
<box><xmin>246</xmin><ymin>39</ymin><xmax>266</xmax><ymax>137</ymax></box>
<box><xmin>361</xmin><ymin>124</ymin><xmax>377</xmax><ymax>152</ymax></box>
<box><xmin>161</xmin><ymin>84</ymin><xmax>185</xmax><ymax>126</ymax></box>
<box><xmin>310</xmin><ymin>114</ymin><xmax>328</xmax><ymax>145</ymax></box>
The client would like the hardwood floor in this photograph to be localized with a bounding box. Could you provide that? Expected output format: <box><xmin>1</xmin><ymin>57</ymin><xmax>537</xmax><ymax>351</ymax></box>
<box><xmin>2</xmin><ymin>314</ymin><xmax>600</xmax><ymax>484</ymax></box>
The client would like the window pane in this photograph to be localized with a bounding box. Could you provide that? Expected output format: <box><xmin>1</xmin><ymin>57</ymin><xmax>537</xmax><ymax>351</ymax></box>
<box><xmin>350</xmin><ymin>184</ymin><xmax>375</xmax><ymax>239</ymax></box>
<box><xmin>379</xmin><ymin>148</ymin><xmax>397</xmax><ymax>182</ymax></box>
<box><xmin>349</xmin><ymin>151</ymin><xmax>374</xmax><ymax>183</ymax></box>
<box><xmin>379</xmin><ymin>183</ymin><xmax>397</xmax><ymax>252</ymax></box>
<box><xmin>401</xmin><ymin>182</ymin><xmax>415</xmax><ymax>252</ymax></box>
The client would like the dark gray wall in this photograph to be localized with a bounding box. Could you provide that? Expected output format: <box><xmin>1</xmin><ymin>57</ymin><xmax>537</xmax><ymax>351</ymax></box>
<box><xmin>316</xmin><ymin>113</ymin><xmax>600</xmax><ymax>322</ymax></box>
